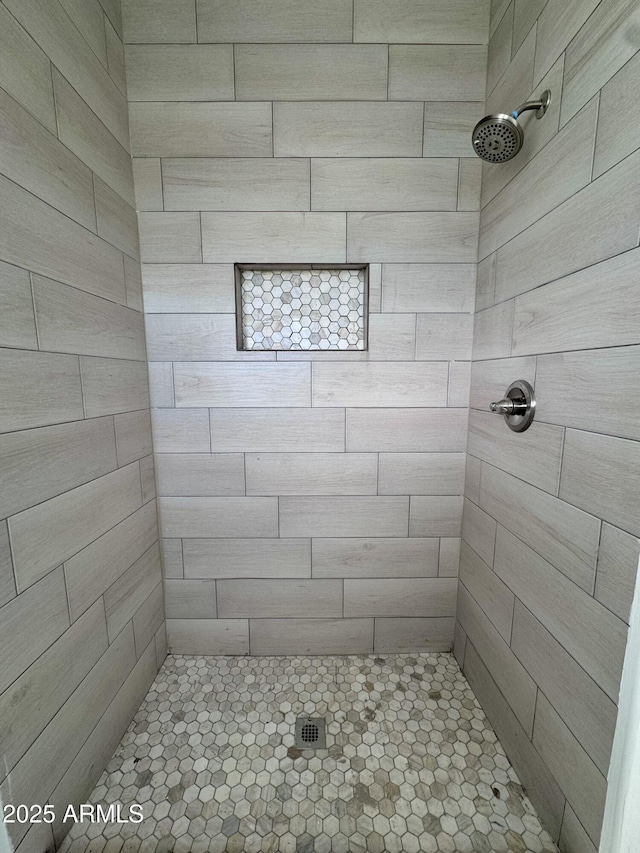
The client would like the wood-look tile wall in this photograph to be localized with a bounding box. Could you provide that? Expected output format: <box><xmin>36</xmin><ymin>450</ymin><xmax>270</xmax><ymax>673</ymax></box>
<box><xmin>0</xmin><ymin>1</ymin><xmax>163</xmax><ymax>848</ymax></box>
<box><xmin>457</xmin><ymin>2</ymin><xmax>640</xmax><ymax>851</ymax></box>
<box><xmin>123</xmin><ymin>0</ymin><xmax>489</xmax><ymax>658</ymax></box>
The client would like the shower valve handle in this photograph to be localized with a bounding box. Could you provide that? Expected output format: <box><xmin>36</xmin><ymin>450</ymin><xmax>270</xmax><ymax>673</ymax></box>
<box><xmin>488</xmin><ymin>380</ymin><xmax>536</xmax><ymax>432</ymax></box>
<box><xmin>489</xmin><ymin>398</ymin><xmax>526</xmax><ymax>416</ymax></box>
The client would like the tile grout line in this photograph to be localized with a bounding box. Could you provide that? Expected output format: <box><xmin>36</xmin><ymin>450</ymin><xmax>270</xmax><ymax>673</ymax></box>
<box><xmin>28</xmin><ymin>272</ymin><xmax>42</xmax><ymax>351</ymax></box>
<box><xmin>592</xmin><ymin>519</ymin><xmax>604</xmax><ymax>599</ymax></box>
<box><xmin>589</xmin><ymin>90</ymin><xmax>601</xmax><ymax>182</ymax></box>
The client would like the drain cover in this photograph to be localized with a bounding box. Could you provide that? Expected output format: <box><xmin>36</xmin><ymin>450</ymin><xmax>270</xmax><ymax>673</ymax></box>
<box><xmin>294</xmin><ymin>716</ymin><xmax>326</xmax><ymax>749</ymax></box>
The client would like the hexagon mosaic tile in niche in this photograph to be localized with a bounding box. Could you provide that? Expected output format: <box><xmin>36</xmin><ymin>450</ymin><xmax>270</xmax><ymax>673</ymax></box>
<box><xmin>237</xmin><ymin>267</ymin><xmax>367</xmax><ymax>351</ymax></box>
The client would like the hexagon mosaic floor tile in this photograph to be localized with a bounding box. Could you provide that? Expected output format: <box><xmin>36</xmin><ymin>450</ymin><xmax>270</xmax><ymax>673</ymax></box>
<box><xmin>238</xmin><ymin>268</ymin><xmax>367</xmax><ymax>351</ymax></box>
<box><xmin>59</xmin><ymin>653</ymin><xmax>558</xmax><ymax>853</ymax></box>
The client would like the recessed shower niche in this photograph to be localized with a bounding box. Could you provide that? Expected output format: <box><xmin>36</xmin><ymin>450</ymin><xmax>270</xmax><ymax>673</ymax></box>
<box><xmin>235</xmin><ymin>264</ymin><xmax>368</xmax><ymax>351</ymax></box>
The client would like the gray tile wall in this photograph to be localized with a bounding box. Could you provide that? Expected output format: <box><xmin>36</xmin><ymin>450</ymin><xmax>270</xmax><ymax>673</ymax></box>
<box><xmin>0</xmin><ymin>1</ymin><xmax>163</xmax><ymax>848</ymax></box>
<box><xmin>123</xmin><ymin>0</ymin><xmax>489</xmax><ymax>657</ymax></box>
<box><xmin>457</xmin><ymin>2</ymin><xmax>640</xmax><ymax>851</ymax></box>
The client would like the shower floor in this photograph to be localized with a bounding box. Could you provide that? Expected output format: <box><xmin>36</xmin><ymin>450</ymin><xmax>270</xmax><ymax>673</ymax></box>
<box><xmin>59</xmin><ymin>652</ymin><xmax>557</xmax><ymax>853</ymax></box>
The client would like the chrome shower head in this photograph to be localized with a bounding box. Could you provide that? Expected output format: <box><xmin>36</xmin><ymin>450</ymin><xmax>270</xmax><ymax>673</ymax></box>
<box><xmin>472</xmin><ymin>113</ymin><xmax>523</xmax><ymax>163</ymax></box>
<box><xmin>472</xmin><ymin>90</ymin><xmax>551</xmax><ymax>163</ymax></box>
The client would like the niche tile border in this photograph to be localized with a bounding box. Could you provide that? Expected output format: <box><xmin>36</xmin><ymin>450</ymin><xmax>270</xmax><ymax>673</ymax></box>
<box><xmin>235</xmin><ymin>263</ymin><xmax>369</xmax><ymax>351</ymax></box>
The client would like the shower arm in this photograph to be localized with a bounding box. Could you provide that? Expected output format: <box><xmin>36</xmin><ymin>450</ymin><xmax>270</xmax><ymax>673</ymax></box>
<box><xmin>512</xmin><ymin>91</ymin><xmax>551</xmax><ymax>120</ymax></box>
<box><xmin>512</xmin><ymin>101</ymin><xmax>545</xmax><ymax>118</ymax></box>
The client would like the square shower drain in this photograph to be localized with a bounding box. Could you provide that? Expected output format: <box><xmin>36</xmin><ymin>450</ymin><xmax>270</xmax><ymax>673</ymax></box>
<box><xmin>294</xmin><ymin>716</ymin><xmax>326</xmax><ymax>749</ymax></box>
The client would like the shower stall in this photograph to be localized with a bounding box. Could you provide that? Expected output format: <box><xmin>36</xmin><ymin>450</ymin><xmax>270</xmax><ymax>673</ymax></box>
<box><xmin>1</xmin><ymin>0</ymin><xmax>639</xmax><ymax>851</ymax></box>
